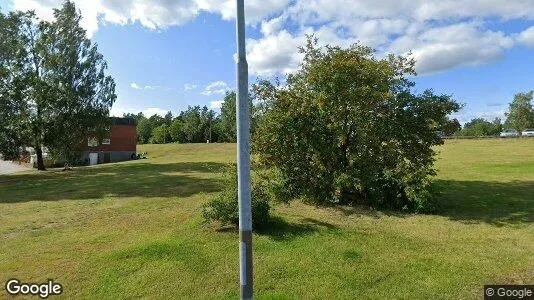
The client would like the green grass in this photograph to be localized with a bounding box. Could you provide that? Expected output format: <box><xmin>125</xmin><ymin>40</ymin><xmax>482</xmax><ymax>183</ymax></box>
<box><xmin>1</xmin><ymin>140</ymin><xmax>533</xmax><ymax>299</ymax></box>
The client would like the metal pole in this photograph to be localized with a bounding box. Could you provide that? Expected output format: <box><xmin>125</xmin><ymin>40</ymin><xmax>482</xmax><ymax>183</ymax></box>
<box><xmin>209</xmin><ymin>114</ymin><xmax>212</xmax><ymax>142</ymax></box>
<box><xmin>235</xmin><ymin>0</ymin><xmax>253</xmax><ymax>299</ymax></box>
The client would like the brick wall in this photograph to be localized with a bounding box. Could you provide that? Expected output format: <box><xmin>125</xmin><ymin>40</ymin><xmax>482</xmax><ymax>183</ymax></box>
<box><xmin>85</xmin><ymin>125</ymin><xmax>137</xmax><ymax>152</ymax></box>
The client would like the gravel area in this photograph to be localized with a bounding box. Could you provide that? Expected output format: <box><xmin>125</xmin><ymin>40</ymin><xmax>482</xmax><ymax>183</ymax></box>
<box><xmin>0</xmin><ymin>160</ymin><xmax>29</xmax><ymax>174</ymax></box>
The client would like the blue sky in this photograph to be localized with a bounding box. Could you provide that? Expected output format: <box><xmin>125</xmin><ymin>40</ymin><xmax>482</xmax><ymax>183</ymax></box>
<box><xmin>93</xmin><ymin>15</ymin><xmax>238</xmax><ymax>117</ymax></box>
<box><xmin>2</xmin><ymin>0</ymin><xmax>534</xmax><ymax>123</ymax></box>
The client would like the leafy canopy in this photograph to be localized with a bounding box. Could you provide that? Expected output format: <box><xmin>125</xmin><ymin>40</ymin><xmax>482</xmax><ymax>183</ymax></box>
<box><xmin>457</xmin><ymin>118</ymin><xmax>503</xmax><ymax>137</ymax></box>
<box><xmin>505</xmin><ymin>91</ymin><xmax>534</xmax><ymax>133</ymax></box>
<box><xmin>253</xmin><ymin>36</ymin><xmax>461</xmax><ymax>211</ymax></box>
<box><xmin>0</xmin><ymin>1</ymin><xmax>116</xmax><ymax>167</ymax></box>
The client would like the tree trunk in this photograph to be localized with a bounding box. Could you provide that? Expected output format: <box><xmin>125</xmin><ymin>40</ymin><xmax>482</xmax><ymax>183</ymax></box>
<box><xmin>36</xmin><ymin>146</ymin><xmax>46</xmax><ymax>171</ymax></box>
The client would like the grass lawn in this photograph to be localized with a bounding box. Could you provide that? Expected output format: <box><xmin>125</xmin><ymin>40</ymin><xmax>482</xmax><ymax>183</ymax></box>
<box><xmin>1</xmin><ymin>140</ymin><xmax>533</xmax><ymax>299</ymax></box>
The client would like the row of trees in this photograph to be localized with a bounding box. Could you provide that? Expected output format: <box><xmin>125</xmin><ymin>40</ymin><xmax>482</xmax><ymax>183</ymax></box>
<box><xmin>0</xmin><ymin>1</ymin><xmax>116</xmax><ymax>170</ymax></box>
<box><xmin>129</xmin><ymin>91</ymin><xmax>534</xmax><ymax>145</ymax></box>
<box><xmin>126</xmin><ymin>105</ymin><xmax>219</xmax><ymax>144</ymax></box>
<box><xmin>456</xmin><ymin>91</ymin><xmax>534</xmax><ymax>137</ymax></box>
<box><xmin>456</xmin><ymin>118</ymin><xmax>503</xmax><ymax>137</ymax></box>
<box><xmin>124</xmin><ymin>91</ymin><xmax>257</xmax><ymax>144</ymax></box>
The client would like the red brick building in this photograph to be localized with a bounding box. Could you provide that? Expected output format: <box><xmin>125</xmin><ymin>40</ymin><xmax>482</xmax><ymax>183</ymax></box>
<box><xmin>83</xmin><ymin>117</ymin><xmax>137</xmax><ymax>165</ymax></box>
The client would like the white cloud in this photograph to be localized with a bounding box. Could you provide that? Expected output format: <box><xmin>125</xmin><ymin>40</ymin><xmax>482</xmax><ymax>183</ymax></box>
<box><xmin>453</xmin><ymin>108</ymin><xmax>507</xmax><ymax>125</ymax></box>
<box><xmin>286</xmin><ymin>0</ymin><xmax>534</xmax><ymax>24</ymax></box>
<box><xmin>518</xmin><ymin>26</ymin><xmax>534</xmax><ymax>47</ymax></box>
<box><xmin>110</xmin><ymin>105</ymin><xmax>170</xmax><ymax>117</ymax></box>
<box><xmin>247</xmin><ymin>30</ymin><xmax>305</xmax><ymax>77</ymax></box>
<box><xmin>13</xmin><ymin>0</ymin><xmax>56</xmax><ymax>21</ymax></box>
<box><xmin>210</xmin><ymin>100</ymin><xmax>224</xmax><ymax>109</ymax></box>
<box><xmin>184</xmin><ymin>83</ymin><xmax>198</xmax><ymax>91</ymax></box>
<box><xmin>110</xmin><ymin>105</ymin><xmax>131</xmax><ymax>117</ymax></box>
<box><xmin>260</xmin><ymin>15</ymin><xmax>286</xmax><ymax>36</ymax></box>
<box><xmin>12</xmin><ymin>0</ymin><xmax>290</xmax><ymax>37</ymax></box>
<box><xmin>244</xmin><ymin>0</ymin><xmax>534</xmax><ymax>76</ymax></box>
<box><xmin>12</xmin><ymin>0</ymin><xmax>534</xmax><ymax>74</ymax></box>
<box><xmin>398</xmin><ymin>23</ymin><xmax>514</xmax><ymax>75</ymax></box>
<box><xmin>197</xmin><ymin>0</ymin><xmax>291</xmax><ymax>23</ymax></box>
<box><xmin>246</xmin><ymin>20</ymin><xmax>516</xmax><ymax>76</ymax></box>
<box><xmin>476</xmin><ymin>109</ymin><xmax>507</xmax><ymax>121</ymax></box>
<box><xmin>131</xmin><ymin>82</ymin><xmax>160</xmax><ymax>90</ymax></box>
<box><xmin>143</xmin><ymin>107</ymin><xmax>169</xmax><ymax>117</ymax></box>
<box><xmin>13</xmin><ymin>0</ymin><xmax>103</xmax><ymax>37</ymax></box>
<box><xmin>201</xmin><ymin>81</ymin><xmax>230</xmax><ymax>96</ymax></box>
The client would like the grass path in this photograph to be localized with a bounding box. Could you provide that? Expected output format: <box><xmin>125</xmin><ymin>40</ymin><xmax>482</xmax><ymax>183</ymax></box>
<box><xmin>1</xmin><ymin>140</ymin><xmax>533</xmax><ymax>299</ymax></box>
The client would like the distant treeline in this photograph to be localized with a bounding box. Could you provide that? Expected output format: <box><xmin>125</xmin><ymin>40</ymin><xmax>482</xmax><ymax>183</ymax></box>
<box><xmin>454</xmin><ymin>91</ymin><xmax>534</xmax><ymax>137</ymax></box>
<box><xmin>125</xmin><ymin>92</ymin><xmax>255</xmax><ymax>144</ymax></box>
<box><xmin>127</xmin><ymin>90</ymin><xmax>534</xmax><ymax>143</ymax></box>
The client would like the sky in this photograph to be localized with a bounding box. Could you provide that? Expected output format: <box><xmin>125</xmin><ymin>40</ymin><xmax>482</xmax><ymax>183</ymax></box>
<box><xmin>1</xmin><ymin>0</ymin><xmax>534</xmax><ymax>123</ymax></box>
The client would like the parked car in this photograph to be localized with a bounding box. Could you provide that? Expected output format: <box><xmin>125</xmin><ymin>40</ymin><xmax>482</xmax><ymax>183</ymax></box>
<box><xmin>500</xmin><ymin>129</ymin><xmax>519</xmax><ymax>137</ymax></box>
<box><xmin>522</xmin><ymin>129</ymin><xmax>534</xmax><ymax>137</ymax></box>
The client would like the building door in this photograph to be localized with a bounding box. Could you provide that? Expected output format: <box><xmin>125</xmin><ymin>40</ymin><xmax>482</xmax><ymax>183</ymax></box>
<box><xmin>89</xmin><ymin>153</ymin><xmax>98</xmax><ymax>165</ymax></box>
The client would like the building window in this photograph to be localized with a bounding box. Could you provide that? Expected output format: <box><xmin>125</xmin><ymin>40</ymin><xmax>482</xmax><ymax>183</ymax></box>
<box><xmin>88</xmin><ymin>137</ymin><xmax>98</xmax><ymax>147</ymax></box>
<box><xmin>102</xmin><ymin>138</ymin><xmax>111</xmax><ymax>145</ymax></box>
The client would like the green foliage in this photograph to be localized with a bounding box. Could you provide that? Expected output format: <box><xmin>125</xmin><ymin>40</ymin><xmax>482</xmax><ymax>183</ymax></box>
<box><xmin>457</xmin><ymin>118</ymin><xmax>503</xmax><ymax>137</ymax></box>
<box><xmin>253</xmin><ymin>36</ymin><xmax>461</xmax><ymax>211</ymax></box>
<box><xmin>168</xmin><ymin>119</ymin><xmax>185</xmax><ymax>142</ymax></box>
<box><xmin>46</xmin><ymin>2</ymin><xmax>116</xmax><ymax>163</ymax></box>
<box><xmin>505</xmin><ymin>91</ymin><xmax>534</xmax><ymax>133</ymax></box>
<box><xmin>218</xmin><ymin>92</ymin><xmax>237</xmax><ymax>142</ymax></box>
<box><xmin>123</xmin><ymin>112</ymin><xmax>149</xmax><ymax>143</ymax></box>
<box><xmin>0</xmin><ymin>12</ymin><xmax>28</xmax><ymax>159</ymax></box>
<box><xmin>122</xmin><ymin>112</ymin><xmax>145</xmax><ymax>124</ymax></box>
<box><xmin>254</xmin><ymin>166</ymin><xmax>295</xmax><ymax>204</ymax></box>
<box><xmin>134</xmin><ymin>113</ymin><xmax>172</xmax><ymax>144</ymax></box>
<box><xmin>130</xmin><ymin>105</ymin><xmax>223</xmax><ymax>144</ymax></box>
<box><xmin>216</xmin><ymin>90</ymin><xmax>259</xmax><ymax>142</ymax></box>
<box><xmin>202</xmin><ymin>165</ymin><xmax>271</xmax><ymax>228</ymax></box>
<box><xmin>164</xmin><ymin>111</ymin><xmax>173</xmax><ymax>125</ymax></box>
<box><xmin>441</xmin><ymin>118</ymin><xmax>462</xmax><ymax>136</ymax></box>
<box><xmin>150</xmin><ymin>124</ymin><xmax>170</xmax><ymax>144</ymax></box>
<box><xmin>180</xmin><ymin>106</ymin><xmax>203</xmax><ymax>142</ymax></box>
<box><xmin>136</xmin><ymin>117</ymin><xmax>153</xmax><ymax>144</ymax></box>
<box><xmin>176</xmin><ymin>106</ymin><xmax>217</xmax><ymax>143</ymax></box>
<box><xmin>0</xmin><ymin>2</ymin><xmax>116</xmax><ymax>168</ymax></box>
<box><xmin>121</xmin><ymin>91</ymin><xmax>259</xmax><ymax>145</ymax></box>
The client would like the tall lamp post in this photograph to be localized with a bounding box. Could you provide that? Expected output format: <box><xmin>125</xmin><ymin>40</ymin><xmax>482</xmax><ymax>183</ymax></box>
<box><xmin>235</xmin><ymin>0</ymin><xmax>253</xmax><ymax>299</ymax></box>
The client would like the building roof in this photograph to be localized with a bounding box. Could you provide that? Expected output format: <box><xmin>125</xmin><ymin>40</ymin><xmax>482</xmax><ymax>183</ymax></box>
<box><xmin>110</xmin><ymin>117</ymin><xmax>137</xmax><ymax>126</ymax></box>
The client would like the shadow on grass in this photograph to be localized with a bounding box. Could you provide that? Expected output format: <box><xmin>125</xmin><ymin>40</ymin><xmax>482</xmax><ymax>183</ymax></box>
<box><xmin>255</xmin><ymin>216</ymin><xmax>339</xmax><ymax>241</ymax></box>
<box><xmin>0</xmin><ymin>161</ymin><xmax>227</xmax><ymax>203</ymax></box>
<box><xmin>214</xmin><ymin>216</ymin><xmax>338</xmax><ymax>241</ymax></box>
<box><xmin>433</xmin><ymin>180</ymin><xmax>534</xmax><ymax>226</ymax></box>
<box><xmin>312</xmin><ymin>180</ymin><xmax>534</xmax><ymax>227</ymax></box>
<box><xmin>314</xmin><ymin>202</ymin><xmax>410</xmax><ymax>220</ymax></box>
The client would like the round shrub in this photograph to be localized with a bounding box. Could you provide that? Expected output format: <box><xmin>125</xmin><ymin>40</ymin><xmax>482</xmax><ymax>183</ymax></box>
<box><xmin>202</xmin><ymin>165</ymin><xmax>271</xmax><ymax>228</ymax></box>
<box><xmin>252</xmin><ymin>37</ymin><xmax>461</xmax><ymax>211</ymax></box>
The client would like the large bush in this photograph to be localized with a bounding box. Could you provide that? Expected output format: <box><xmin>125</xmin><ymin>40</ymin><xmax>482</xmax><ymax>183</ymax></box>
<box><xmin>202</xmin><ymin>165</ymin><xmax>271</xmax><ymax>228</ymax></box>
<box><xmin>456</xmin><ymin>118</ymin><xmax>502</xmax><ymax>137</ymax></box>
<box><xmin>252</xmin><ymin>37</ymin><xmax>461</xmax><ymax>211</ymax></box>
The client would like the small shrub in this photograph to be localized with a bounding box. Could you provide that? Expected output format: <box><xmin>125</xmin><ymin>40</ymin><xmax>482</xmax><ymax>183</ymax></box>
<box><xmin>202</xmin><ymin>165</ymin><xmax>271</xmax><ymax>228</ymax></box>
<box><xmin>254</xmin><ymin>166</ymin><xmax>295</xmax><ymax>204</ymax></box>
